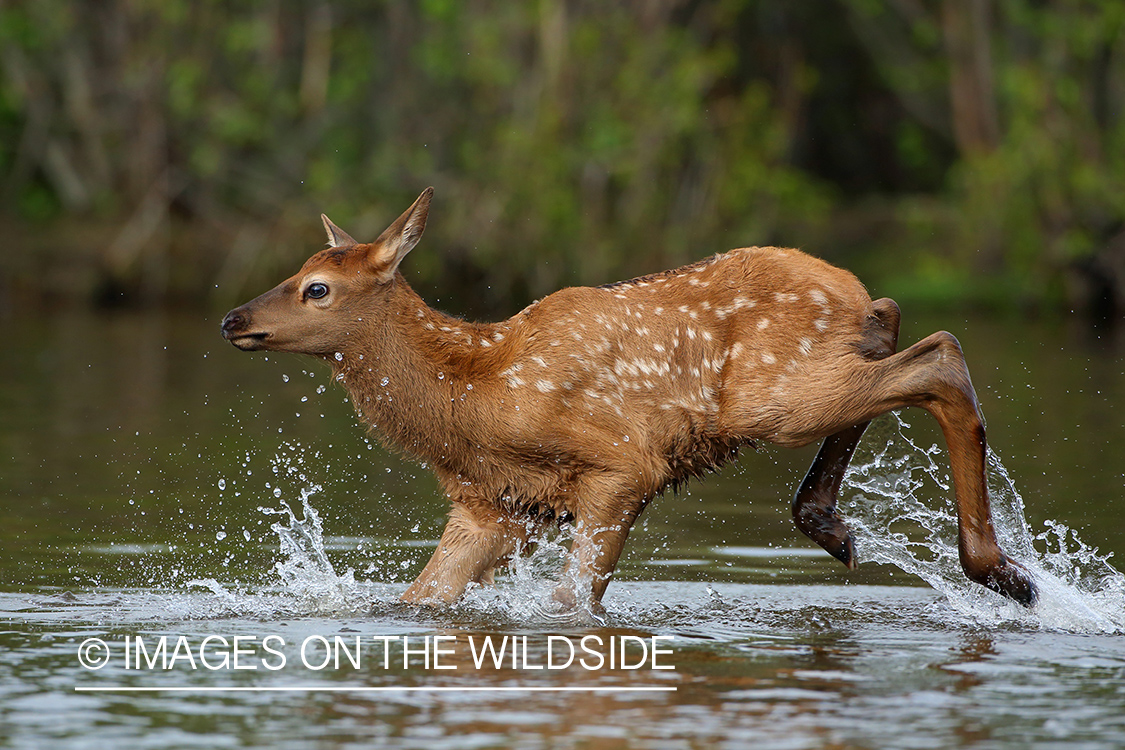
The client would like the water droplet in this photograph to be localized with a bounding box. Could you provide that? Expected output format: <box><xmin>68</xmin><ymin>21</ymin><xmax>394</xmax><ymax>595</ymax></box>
<box><xmin>282</xmin><ymin>374</ymin><xmax>289</xmax><ymax>382</ymax></box>
<box><xmin>466</xmin><ymin>383</ymin><xmax>473</xmax><ymax>390</ymax></box>
<box><xmin>380</xmin><ymin>377</ymin><xmax>390</xmax><ymax>387</ymax></box>
<box><xmin>623</xmin><ymin>434</ymin><xmax>630</xmax><ymax>442</ymax></box>
<box><xmin>316</xmin><ymin>385</ymin><xmax>326</xmax><ymax>394</ymax></box>
<box><xmin>438</xmin><ymin>372</ymin><xmax>445</xmax><ymax>380</ymax></box>
<box><xmin>334</xmin><ymin>352</ymin><xmax>343</xmax><ymax>361</ymax></box>
<box><xmin>301</xmin><ymin>396</ymin><xmax>308</xmax><ymax>402</ymax></box>
<box><xmin>216</xmin><ymin>531</ymin><xmax>227</xmax><ymax>541</ymax></box>
<box><xmin>273</xmin><ymin>488</ymin><xmax>282</xmax><ymax>498</ymax></box>
<box><xmin>243</xmin><ymin>529</ymin><xmax>251</xmax><ymax>542</ymax></box>
<box><xmin>218</xmin><ymin>479</ymin><xmax>227</xmax><ymax>490</ymax></box>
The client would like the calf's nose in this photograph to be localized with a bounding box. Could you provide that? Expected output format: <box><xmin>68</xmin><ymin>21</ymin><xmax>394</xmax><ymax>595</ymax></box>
<box><xmin>221</xmin><ymin>310</ymin><xmax>247</xmax><ymax>338</ymax></box>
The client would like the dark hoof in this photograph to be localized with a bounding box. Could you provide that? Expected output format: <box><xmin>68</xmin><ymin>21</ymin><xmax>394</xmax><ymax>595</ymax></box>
<box><xmin>972</xmin><ymin>557</ymin><xmax>1038</xmax><ymax>607</ymax></box>
<box><xmin>828</xmin><ymin>533</ymin><xmax>857</xmax><ymax>570</ymax></box>
<box><xmin>794</xmin><ymin>508</ymin><xmax>857</xmax><ymax>570</ymax></box>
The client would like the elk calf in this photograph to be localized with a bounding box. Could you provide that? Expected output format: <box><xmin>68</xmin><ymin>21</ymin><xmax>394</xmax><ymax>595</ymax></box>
<box><xmin>222</xmin><ymin>189</ymin><xmax>1038</xmax><ymax>610</ymax></box>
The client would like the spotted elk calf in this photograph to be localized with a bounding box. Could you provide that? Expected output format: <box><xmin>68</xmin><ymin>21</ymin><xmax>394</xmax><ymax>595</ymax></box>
<box><xmin>221</xmin><ymin>188</ymin><xmax>1038</xmax><ymax>611</ymax></box>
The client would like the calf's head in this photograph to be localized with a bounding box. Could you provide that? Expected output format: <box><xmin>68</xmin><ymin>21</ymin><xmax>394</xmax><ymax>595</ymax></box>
<box><xmin>220</xmin><ymin>188</ymin><xmax>432</xmax><ymax>357</ymax></box>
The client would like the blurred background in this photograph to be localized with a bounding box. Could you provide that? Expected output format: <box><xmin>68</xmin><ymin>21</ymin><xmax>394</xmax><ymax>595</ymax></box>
<box><xmin>1</xmin><ymin>3</ymin><xmax>1124</xmax><ymax>657</ymax></box>
<box><xmin>1</xmin><ymin>0</ymin><xmax>1123</xmax><ymax>320</ymax></box>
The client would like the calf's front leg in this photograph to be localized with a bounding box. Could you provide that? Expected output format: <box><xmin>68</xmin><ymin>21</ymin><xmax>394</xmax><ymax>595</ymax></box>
<box><xmin>402</xmin><ymin>503</ymin><xmax>527</xmax><ymax>604</ymax></box>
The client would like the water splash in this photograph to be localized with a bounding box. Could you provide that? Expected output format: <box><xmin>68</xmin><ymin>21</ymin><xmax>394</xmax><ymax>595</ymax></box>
<box><xmin>453</xmin><ymin>527</ymin><xmax>611</xmax><ymax>627</ymax></box>
<box><xmin>180</xmin><ymin>490</ymin><xmax>380</xmax><ymax>619</ymax></box>
<box><xmin>182</xmin><ymin>456</ymin><xmax>393</xmax><ymax>619</ymax></box>
<box><xmin>843</xmin><ymin>413</ymin><xmax>1125</xmax><ymax>634</ymax></box>
<box><xmin>259</xmin><ymin>486</ymin><xmax>356</xmax><ymax>609</ymax></box>
<box><xmin>178</xmin><ymin>422</ymin><xmax>1122</xmax><ymax>632</ymax></box>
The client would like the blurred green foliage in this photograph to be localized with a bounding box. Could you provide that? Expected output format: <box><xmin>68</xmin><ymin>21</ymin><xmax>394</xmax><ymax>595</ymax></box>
<box><xmin>0</xmin><ymin>0</ymin><xmax>1122</xmax><ymax>316</ymax></box>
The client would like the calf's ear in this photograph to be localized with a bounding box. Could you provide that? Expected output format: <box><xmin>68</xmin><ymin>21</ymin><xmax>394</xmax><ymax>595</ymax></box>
<box><xmin>368</xmin><ymin>187</ymin><xmax>433</xmax><ymax>282</ymax></box>
<box><xmin>321</xmin><ymin>214</ymin><xmax>358</xmax><ymax>248</ymax></box>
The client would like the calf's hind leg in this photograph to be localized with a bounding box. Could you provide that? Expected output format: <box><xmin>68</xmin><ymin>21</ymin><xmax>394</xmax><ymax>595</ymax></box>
<box><xmin>791</xmin><ymin>328</ymin><xmax>1037</xmax><ymax>606</ymax></box>
<box><xmin>792</xmin><ymin>422</ymin><xmax>870</xmax><ymax>569</ymax></box>
<box><xmin>792</xmin><ymin>298</ymin><xmax>901</xmax><ymax>569</ymax></box>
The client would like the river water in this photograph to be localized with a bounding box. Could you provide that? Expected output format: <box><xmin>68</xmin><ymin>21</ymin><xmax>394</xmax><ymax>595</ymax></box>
<box><xmin>2</xmin><ymin>309</ymin><xmax>1123</xmax><ymax>749</ymax></box>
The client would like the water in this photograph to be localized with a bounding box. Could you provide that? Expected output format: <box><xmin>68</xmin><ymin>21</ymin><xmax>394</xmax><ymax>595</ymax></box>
<box><xmin>2</xmin><ymin>309</ymin><xmax>1124</xmax><ymax>748</ymax></box>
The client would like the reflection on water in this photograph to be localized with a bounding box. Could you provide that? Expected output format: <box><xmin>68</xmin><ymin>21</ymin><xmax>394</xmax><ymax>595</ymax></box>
<box><xmin>2</xmin><ymin>308</ymin><xmax>1124</xmax><ymax>748</ymax></box>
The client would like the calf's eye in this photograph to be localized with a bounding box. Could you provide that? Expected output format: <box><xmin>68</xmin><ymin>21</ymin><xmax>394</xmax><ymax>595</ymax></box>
<box><xmin>305</xmin><ymin>282</ymin><xmax>329</xmax><ymax>300</ymax></box>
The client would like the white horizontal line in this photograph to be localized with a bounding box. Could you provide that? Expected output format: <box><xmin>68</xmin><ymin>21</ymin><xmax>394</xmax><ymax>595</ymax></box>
<box><xmin>75</xmin><ymin>685</ymin><xmax>677</xmax><ymax>693</ymax></box>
